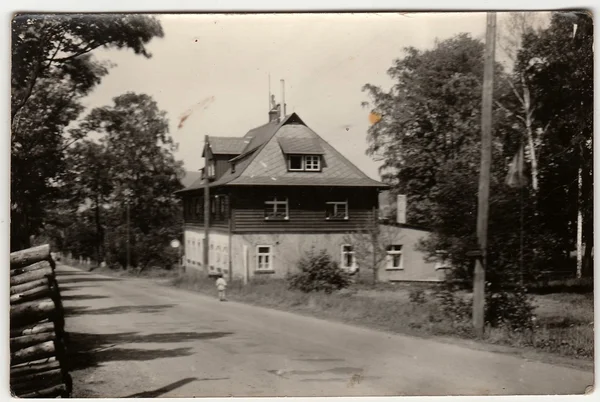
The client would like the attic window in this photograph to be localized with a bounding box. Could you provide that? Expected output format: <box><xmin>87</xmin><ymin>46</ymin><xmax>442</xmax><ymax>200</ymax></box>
<box><xmin>287</xmin><ymin>155</ymin><xmax>321</xmax><ymax>172</ymax></box>
<box><xmin>289</xmin><ymin>155</ymin><xmax>303</xmax><ymax>171</ymax></box>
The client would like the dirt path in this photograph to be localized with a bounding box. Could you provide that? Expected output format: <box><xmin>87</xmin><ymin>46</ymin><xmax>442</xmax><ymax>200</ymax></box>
<box><xmin>58</xmin><ymin>265</ymin><xmax>593</xmax><ymax>397</ymax></box>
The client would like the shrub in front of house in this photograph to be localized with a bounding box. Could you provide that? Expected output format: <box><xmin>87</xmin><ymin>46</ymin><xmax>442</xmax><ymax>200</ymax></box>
<box><xmin>287</xmin><ymin>249</ymin><xmax>351</xmax><ymax>294</ymax></box>
<box><xmin>485</xmin><ymin>286</ymin><xmax>535</xmax><ymax>331</ymax></box>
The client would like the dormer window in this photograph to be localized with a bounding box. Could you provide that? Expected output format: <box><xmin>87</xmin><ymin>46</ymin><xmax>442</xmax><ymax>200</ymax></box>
<box><xmin>305</xmin><ymin>155</ymin><xmax>321</xmax><ymax>171</ymax></box>
<box><xmin>289</xmin><ymin>155</ymin><xmax>303</xmax><ymax>171</ymax></box>
<box><xmin>278</xmin><ymin>138</ymin><xmax>324</xmax><ymax>172</ymax></box>
<box><xmin>287</xmin><ymin>155</ymin><xmax>321</xmax><ymax>172</ymax></box>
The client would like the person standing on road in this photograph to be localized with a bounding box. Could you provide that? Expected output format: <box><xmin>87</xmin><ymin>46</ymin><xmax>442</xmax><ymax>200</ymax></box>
<box><xmin>216</xmin><ymin>274</ymin><xmax>227</xmax><ymax>301</ymax></box>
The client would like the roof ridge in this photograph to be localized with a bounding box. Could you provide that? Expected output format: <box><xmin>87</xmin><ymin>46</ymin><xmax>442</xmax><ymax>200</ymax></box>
<box><xmin>233</xmin><ymin>113</ymin><xmax>299</xmax><ymax>178</ymax></box>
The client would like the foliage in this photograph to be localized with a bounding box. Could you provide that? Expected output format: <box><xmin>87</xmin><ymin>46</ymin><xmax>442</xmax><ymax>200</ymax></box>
<box><xmin>517</xmin><ymin>12</ymin><xmax>594</xmax><ymax>276</ymax></box>
<box><xmin>11</xmin><ymin>14</ymin><xmax>163</xmax><ymax>251</ymax></box>
<box><xmin>343</xmin><ymin>215</ymin><xmax>403</xmax><ymax>285</ymax></box>
<box><xmin>485</xmin><ymin>286</ymin><xmax>535</xmax><ymax>331</ymax></box>
<box><xmin>362</xmin><ymin>13</ymin><xmax>594</xmax><ymax>296</ymax></box>
<box><xmin>42</xmin><ymin>93</ymin><xmax>184</xmax><ymax>271</ymax></box>
<box><xmin>408</xmin><ymin>288</ymin><xmax>426</xmax><ymax>304</ymax></box>
<box><xmin>435</xmin><ymin>287</ymin><xmax>472</xmax><ymax>325</ymax></box>
<box><xmin>287</xmin><ymin>249</ymin><xmax>351</xmax><ymax>294</ymax></box>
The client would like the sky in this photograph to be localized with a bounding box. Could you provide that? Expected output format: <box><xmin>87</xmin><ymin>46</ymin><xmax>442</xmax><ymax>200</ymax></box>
<box><xmin>81</xmin><ymin>12</ymin><xmax>495</xmax><ymax>180</ymax></box>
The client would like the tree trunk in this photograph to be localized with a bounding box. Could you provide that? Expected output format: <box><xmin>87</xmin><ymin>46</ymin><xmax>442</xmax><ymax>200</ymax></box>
<box><xmin>10</xmin><ymin>359</ymin><xmax>60</xmax><ymax>377</ymax></box>
<box><xmin>521</xmin><ymin>76</ymin><xmax>539</xmax><ymax>192</ymax></box>
<box><xmin>18</xmin><ymin>382</ymin><xmax>68</xmax><ymax>398</ymax></box>
<box><xmin>10</xmin><ymin>367</ymin><xmax>62</xmax><ymax>387</ymax></box>
<box><xmin>10</xmin><ymin>278</ymin><xmax>49</xmax><ymax>295</ymax></box>
<box><xmin>11</xmin><ymin>332</ymin><xmax>56</xmax><ymax>351</ymax></box>
<box><xmin>10</xmin><ymin>284</ymin><xmax>53</xmax><ymax>305</ymax></box>
<box><xmin>10</xmin><ymin>298</ymin><xmax>56</xmax><ymax>326</ymax></box>
<box><xmin>10</xmin><ymin>266</ymin><xmax>53</xmax><ymax>287</ymax></box>
<box><xmin>10</xmin><ymin>244</ymin><xmax>50</xmax><ymax>268</ymax></box>
<box><xmin>11</xmin><ymin>260</ymin><xmax>52</xmax><ymax>277</ymax></box>
<box><xmin>10</xmin><ymin>369</ymin><xmax>63</xmax><ymax>393</ymax></box>
<box><xmin>10</xmin><ymin>340</ymin><xmax>56</xmax><ymax>366</ymax></box>
<box><xmin>582</xmin><ymin>223</ymin><xmax>593</xmax><ymax>278</ymax></box>
<box><xmin>10</xmin><ymin>321</ymin><xmax>55</xmax><ymax>338</ymax></box>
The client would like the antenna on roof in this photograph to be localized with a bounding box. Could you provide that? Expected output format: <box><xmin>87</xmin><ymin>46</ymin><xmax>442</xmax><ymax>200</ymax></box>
<box><xmin>280</xmin><ymin>79</ymin><xmax>287</xmax><ymax>118</ymax></box>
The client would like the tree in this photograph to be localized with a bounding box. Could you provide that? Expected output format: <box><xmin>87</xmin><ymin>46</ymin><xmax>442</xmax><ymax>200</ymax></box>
<box><xmin>77</xmin><ymin>93</ymin><xmax>185</xmax><ymax>271</ymax></box>
<box><xmin>63</xmin><ymin>141</ymin><xmax>114</xmax><ymax>263</ymax></box>
<box><xmin>343</xmin><ymin>212</ymin><xmax>403</xmax><ymax>285</ymax></box>
<box><xmin>11</xmin><ymin>14</ymin><xmax>164</xmax><ymax>251</ymax></box>
<box><xmin>496</xmin><ymin>12</ymin><xmax>550</xmax><ymax>192</ymax></box>
<box><xmin>517</xmin><ymin>12</ymin><xmax>594</xmax><ymax>277</ymax></box>
<box><xmin>362</xmin><ymin>33</ymin><xmax>541</xmax><ymax>288</ymax></box>
<box><xmin>362</xmin><ymin>34</ymin><xmax>514</xmax><ymax>228</ymax></box>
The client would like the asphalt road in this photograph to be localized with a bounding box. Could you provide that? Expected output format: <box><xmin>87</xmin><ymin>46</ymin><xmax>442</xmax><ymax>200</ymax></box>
<box><xmin>57</xmin><ymin>264</ymin><xmax>593</xmax><ymax>397</ymax></box>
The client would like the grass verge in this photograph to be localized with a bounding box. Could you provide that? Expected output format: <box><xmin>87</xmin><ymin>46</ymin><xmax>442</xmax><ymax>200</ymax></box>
<box><xmin>171</xmin><ymin>269</ymin><xmax>593</xmax><ymax>361</ymax></box>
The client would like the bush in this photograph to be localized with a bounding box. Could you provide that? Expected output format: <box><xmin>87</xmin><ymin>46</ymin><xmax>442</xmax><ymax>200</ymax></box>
<box><xmin>409</xmin><ymin>288</ymin><xmax>427</xmax><ymax>304</ymax></box>
<box><xmin>287</xmin><ymin>249</ymin><xmax>351</xmax><ymax>294</ymax></box>
<box><xmin>435</xmin><ymin>287</ymin><xmax>472</xmax><ymax>324</ymax></box>
<box><xmin>485</xmin><ymin>286</ymin><xmax>535</xmax><ymax>331</ymax></box>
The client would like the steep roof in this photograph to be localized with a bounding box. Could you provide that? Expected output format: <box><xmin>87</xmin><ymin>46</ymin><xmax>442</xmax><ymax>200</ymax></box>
<box><xmin>278</xmin><ymin>137</ymin><xmax>324</xmax><ymax>155</ymax></box>
<box><xmin>176</xmin><ymin>113</ymin><xmax>387</xmax><ymax>194</ymax></box>
<box><xmin>180</xmin><ymin>171</ymin><xmax>202</xmax><ymax>188</ymax></box>
<box><xmin>202</xmin><ymin>136</ymin><xmax>248</xmax><ymax>156</ymax></box>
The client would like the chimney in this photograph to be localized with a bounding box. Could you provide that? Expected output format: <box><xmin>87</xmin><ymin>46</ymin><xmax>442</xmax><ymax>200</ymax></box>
<box><xmin>268</xmin><ymin>108</ymin><xmax>280</xmax><ymax>123</ymax></box>
<box><xmin>397</xmin><ymin>194</ymin><xmax>407</xmax><ymax>224</ymax></box>
<box><xmin>268</xmin><ymin>93</ymin><xmax>280</xmax><ymax>123</ymax></box>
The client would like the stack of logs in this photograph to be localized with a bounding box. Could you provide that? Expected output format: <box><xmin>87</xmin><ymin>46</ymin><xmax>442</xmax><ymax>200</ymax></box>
<box><xmin>10</xmin><ymin>245</ymin><xmax>72</xmax><ymax>398</ymax></box>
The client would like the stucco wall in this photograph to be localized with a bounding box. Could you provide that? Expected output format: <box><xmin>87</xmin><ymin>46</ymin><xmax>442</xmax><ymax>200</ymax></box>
<box><xmin>186</xmin><ymin>224</ymin><xmax>446</xmax><ymax>282</ymax></box>
<box><xmin>375</xmin><ymin>225</ymin><xmax>446</xmax><ymax>282</ymax></box>
<box><xmin>230</xmin><ymin>228</ymin><xmax>445</xmax><ymax>282</ymax></box>
<box><xmin>184</xmin><ymin>228</ymin><xmax>230</xmax><ymax>277</ymax></box>
<box><xmin>230</xmin><ymin>233</ymin><xmax>352</xmax><ymax>279</ymax></box>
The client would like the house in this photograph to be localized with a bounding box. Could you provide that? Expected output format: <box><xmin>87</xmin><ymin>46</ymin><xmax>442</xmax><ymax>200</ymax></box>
<box><xmin>376</xmin><ymin>193</ymin><xmax>451</xmax><ymax>282</ymax></box>
<box><xmin>176</xmin><ymin>106</ymin><xmax>446</xmax><ymax>282</ymax></box>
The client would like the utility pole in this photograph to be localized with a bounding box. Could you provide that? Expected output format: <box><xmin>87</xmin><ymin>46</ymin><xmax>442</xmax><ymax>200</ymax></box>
<box><xmin>576</xmin><ymin>167</ymin><xmax>583</xmax><ymax>278</ymax></box>
<box><xmin>203</xmin><ymin>135</ymin><xmax>210</xmax><ymax>274</ymax></box>
<box><xmin>473</xmin><ymin>12</ymin><xmax>496</xmax><ymax>337</ymax></box>
<box><xmin>125</xmin><ymin>198</ymin><xmax>130</xmax><ymax>270</ymax></box>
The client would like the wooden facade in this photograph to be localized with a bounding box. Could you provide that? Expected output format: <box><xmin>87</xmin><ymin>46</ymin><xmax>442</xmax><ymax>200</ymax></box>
<box><xmin>182</xmin><ymin>186</ymin><xmax>379</xmax><ymax>234</ymax></box>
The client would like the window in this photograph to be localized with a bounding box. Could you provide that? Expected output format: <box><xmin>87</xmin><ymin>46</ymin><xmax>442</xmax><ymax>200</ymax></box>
<box><xmin>287</xmin><ymin>155</ymin><xmax>322</xmax><ymax>172</ymax></box>
<box><xmin>264</xmin><ymin>197</ymin><xmax>289</xmax><ymax>220</ymax></box>
<box><xmin>341</xmin><ymin>245</ymin><xmax>356</xmax><ymax>270</ymax></box>
<box><xmin>289</xmin><ymin>155</ymin><xmax>303</xmax><ymax>171</ymax></box>
<box><xmin>386</xmin><ymin>245</ymin><xmax>403</xmax><ymax>269</ymax></box>
<box><xmin>326</xmin><ymin>201</ymin><xmax>348</xmax><ymax>220</ymax></box>
<box><xmin>207</xmin><ymin>161</ymin><xmax>215</xmax><ymax>178</ymax></box>
<box><xmin>257</xmin><ymin>246</ymin><xmax>272</xmax><ymax>271</ymax></box>
<box><xmin>305</xmin><ymin>155</ymin><xmax>321</xmax><ymax>171</ymax></box>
